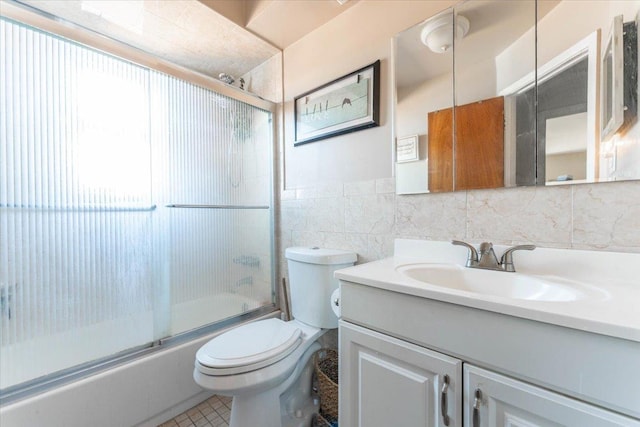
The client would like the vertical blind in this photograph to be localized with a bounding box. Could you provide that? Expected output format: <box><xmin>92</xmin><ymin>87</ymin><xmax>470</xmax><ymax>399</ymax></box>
<box><xmin>0</xmin><ymin>17</ymin><xmax>274</xmax><ymax>390</ymax></box>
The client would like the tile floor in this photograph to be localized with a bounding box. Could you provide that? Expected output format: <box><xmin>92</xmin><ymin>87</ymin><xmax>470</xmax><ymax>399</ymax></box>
<box><xmin>158</xmin><ymin>395</ymin><xmax>231</xmax><ymax>427</ymax></box>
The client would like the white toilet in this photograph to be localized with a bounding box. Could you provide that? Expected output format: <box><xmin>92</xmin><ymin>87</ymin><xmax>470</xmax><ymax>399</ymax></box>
<box><xmin>193</xmin><ymin>246</ymin><xmax>356</xmax><ymax>427</ymax></box>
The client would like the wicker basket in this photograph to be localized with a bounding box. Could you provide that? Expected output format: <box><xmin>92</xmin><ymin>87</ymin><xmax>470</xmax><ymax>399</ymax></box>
<box><xmin>313</xmin><ymin>412</ymin><xmax>335</xmax><ymax>427</ymax></box>
<box><xmin>314</xmin><ymin>348</ymin><xmax>339</xmax><ymax>424</ymax></box>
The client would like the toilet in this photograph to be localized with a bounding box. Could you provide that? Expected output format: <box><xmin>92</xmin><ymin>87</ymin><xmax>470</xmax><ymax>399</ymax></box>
<box><xmin>193</xmin><ymin>246</ymin><xmax>356</xmax><ymax>427</ymax></box>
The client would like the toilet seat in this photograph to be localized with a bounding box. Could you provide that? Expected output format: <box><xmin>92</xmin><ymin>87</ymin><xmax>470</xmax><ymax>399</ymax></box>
<box><xmin>196</xmin><ymin>318</ymin><xmax>302</xmax><ymax>376</ymax></box>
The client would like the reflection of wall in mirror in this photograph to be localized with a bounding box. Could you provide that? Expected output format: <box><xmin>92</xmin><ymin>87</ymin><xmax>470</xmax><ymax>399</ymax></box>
<box><xmin>396</xmin><ymin>71</ymin><xmax>453</xmax><ymax>191</ymax></box>
<box><xmin>533</xmin><ymin>0</ymin><xmax>639</xmax><ymax>182</ymax></box>
<box><xmin>455</xmin><ymin>49</ymin><xmax>499</xmax><ymax>105</ymax></box>
<box><xmin>546</xmin><ymin>151</ymin><xmax>587</xmax><ymax>182</ymax></box>
<box><xmin>396</xmin><ymin>72</ymin><xmax>453</xmax><ymax>145</ymax></box>
<box><xmin>396</xmin><ymin>160</ymin><xmax>428</xmax><ymax>194</ymax></box>
<box><xmin>397</xmin><ymin>71</ymin><xmax>454</xmax><ymax>120</ymax></box>
<box><xmin>545</xmin><ymin>112</ymin><xmax>588</xmax><ymax>182</ymax></box>
<box><xmin>397</xmin><ymin>56</ymin><xmax>496</xmax><ymax>131</ymax></box>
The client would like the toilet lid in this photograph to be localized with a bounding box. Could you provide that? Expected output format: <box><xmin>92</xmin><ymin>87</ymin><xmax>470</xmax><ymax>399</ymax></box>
<box><xmin>196</xmin><ymin>318</ymin><xmax>302</xmax><ymax>373</ymax></box>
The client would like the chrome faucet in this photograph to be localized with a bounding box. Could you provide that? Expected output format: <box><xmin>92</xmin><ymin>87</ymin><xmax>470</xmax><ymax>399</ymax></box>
<box><xmin>451</xmin><ymin>240</ymin><xmax>535</xmax><ymax>272</ymax></box>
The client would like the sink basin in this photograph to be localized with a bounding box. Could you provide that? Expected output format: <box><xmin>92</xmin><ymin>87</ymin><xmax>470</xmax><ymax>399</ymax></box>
<box><xmin>396</xmin><ymin>263</ymin><xmax>607</xmax><ymax>302</ymax></box>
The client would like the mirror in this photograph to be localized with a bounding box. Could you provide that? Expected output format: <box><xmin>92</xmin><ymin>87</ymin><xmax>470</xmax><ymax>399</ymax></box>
<box><xmin>394</xmin><ymin>9</ymin><xmax>454</xmax><ymax>194</ymax></box>
<box><xmin>394</xmin><ymin>0</ymin><xmax>640</xmax><ymax>194</ymax></box>
<box><xmin>452</xmin><ymin>0</ymin><xmax>536</xmax><ymax>191</ymax></box>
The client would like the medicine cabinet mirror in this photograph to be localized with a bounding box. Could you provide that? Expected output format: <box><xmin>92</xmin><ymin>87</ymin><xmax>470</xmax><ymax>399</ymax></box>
<box><xmin>394</xmin><ymin>0</ymin><xmax>639</xmax><ymax>194</ymax></box>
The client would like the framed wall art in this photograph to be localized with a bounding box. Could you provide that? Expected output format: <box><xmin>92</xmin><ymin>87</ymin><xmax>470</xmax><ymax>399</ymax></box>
<box><xmin>396</xmin><ymin>134</ymin><xmax>419</xmax><ymax>163</ymax></box>
<box><xmin>294</xmin><ymin>60</ymin><xmax>380</xmax><ymax>146</ymax></box>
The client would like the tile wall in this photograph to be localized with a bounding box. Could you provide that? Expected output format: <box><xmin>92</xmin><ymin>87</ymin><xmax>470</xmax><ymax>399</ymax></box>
<box><xmin>279</xmin><ymin>180</ymin><xmax>640</xmax><ymax>272</ymax></box>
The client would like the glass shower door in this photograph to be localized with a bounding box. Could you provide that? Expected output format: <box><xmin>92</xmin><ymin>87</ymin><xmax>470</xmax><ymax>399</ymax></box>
<box><xmin>0</xmin><ymin>18</ymin><xmax>155</xmax><ymax>389</ymax></box>
<box><xmin>151</xmin><ymin>73</ymin><xmax>274</xmax><ymax>336</ymax></box>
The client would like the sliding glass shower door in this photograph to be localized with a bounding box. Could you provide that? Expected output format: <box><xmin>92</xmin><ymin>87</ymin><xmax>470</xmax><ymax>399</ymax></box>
<box><xmin>0</xmin><ymin>16</ymin><xmax>275</xmax><ymax>392</ymax></box>
<box><xmin>151</xmin><ymin>73</ymin><xmax>274</xmax><ymax>336</ymax></box>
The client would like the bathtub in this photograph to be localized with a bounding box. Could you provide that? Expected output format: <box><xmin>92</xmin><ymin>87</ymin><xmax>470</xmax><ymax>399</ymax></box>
<box><xmin>0</xmin><ymin>311</ymin><xmax>154</xmax><ymax>390</ymax></box>
<box><xmin>0</xmin><ymin>294</ymin><xmax>275</xmax><ymax>427</ymax></box>
<box><xmin>169</xmin><ymin>292</ymin><xmax>267</xmax><ymax>335</ymax></box>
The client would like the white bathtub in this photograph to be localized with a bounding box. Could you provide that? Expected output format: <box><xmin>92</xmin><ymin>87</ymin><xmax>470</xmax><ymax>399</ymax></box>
<box><xmin>1</xmin><ymin>292</ymin><xmax>266</xmax><ymax>390</ymax></box>
<box><xmin>0</xmin><ymin>295</ymin><xmax>276</xmax><ymax>427</ymax></box>
<box><xmin>169</xmin><ymin>292</ymin><xmax>267</xmax><ymax>336</ymax></box>
<box><xmin>1</xmin><ymin>311</ymin><xmax>154</xmax><ymax>390</ymax></box>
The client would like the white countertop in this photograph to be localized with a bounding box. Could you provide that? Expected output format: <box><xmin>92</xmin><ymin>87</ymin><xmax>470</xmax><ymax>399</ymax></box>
<box><xmin>335</xmin><ymin>239</ymin><xmax>640</xmax><ymax>343</ymax></box>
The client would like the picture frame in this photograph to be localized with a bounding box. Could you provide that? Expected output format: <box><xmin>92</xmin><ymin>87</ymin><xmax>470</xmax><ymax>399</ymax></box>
<box><xmin>294</xmin><ymin>60</ymin><xmax>380</xmax><ymax>146</ymax></box>
<box><xmin>396</xmin><ymin>134</ymin><xmax>419</xmax><ymax>163</ymax></box>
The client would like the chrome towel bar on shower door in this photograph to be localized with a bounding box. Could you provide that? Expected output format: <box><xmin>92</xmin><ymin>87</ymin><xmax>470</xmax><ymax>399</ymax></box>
<box><xmin>165</xmin><ymin>204</ymin><xmax>270</xmax><ymax>209</ymax></box>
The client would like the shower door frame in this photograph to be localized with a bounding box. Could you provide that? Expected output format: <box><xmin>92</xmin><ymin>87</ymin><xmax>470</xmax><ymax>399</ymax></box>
<box><xmin>0</xmin><ymin>0</ymin><xmax>280</xmax><ymax>405</ymax></box>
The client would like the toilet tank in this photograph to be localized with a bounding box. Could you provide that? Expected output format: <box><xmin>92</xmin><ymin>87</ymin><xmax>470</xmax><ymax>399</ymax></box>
<box><xmin>285</xmin><ymin>247</ymin><xmax>357</xmax><ymax>329</ymax></box>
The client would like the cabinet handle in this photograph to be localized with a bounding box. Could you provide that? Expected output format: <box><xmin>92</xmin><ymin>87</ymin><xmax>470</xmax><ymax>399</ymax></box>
<box><xmin>440</xmin><ymin>374</ymin><xmax>450</xmax><ymax>426</ymax></box>
<box><xmin>472</xmin><ymin>388</ymin><xmax>482</xmax><ymax>427</ymax></box>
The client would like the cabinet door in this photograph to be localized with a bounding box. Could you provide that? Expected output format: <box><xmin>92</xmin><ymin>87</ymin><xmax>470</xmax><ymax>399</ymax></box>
<box><xmin>454</xmin><ymin>96</ymin><xmax>504</xmax><ymax>191</ymax></box>
<box><xmin>464</xmin><ymin>364</ymin><xmax>640</xmax><ymax>427</ymax></box>
<box><xmin>427</xmin><ymin>97</ymin><xmax>504</xmax><ymax>193</ymax></box>
<box><xmin>339</xmin><ymin>321</ymin><xmax>462</xmax><ymax>427</ymax></box>
<box><xmin>428</xmin><ymin>108</ymin><xmax>454</xmax><ymax>193</ymax></box>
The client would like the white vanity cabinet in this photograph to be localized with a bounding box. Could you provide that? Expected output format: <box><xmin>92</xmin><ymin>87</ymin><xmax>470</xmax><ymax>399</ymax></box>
<box><xmin>340</xmin><ymin>321</ymin><xmax>462</xmax><ymax>427</ymax></box>
<box><xmin>463</xmin><ymin>365</ymin><xmax>640</xmax><ymax>427</ymax></box>
<box><xmin>337</xmin><ymin>281</ymin><xmax>640</xmax><ymax>427</ymax></box>
<box><xmin>340</xmin><ymin>316</ymin><xmax>640</xmax><ymax>427</ymax></box>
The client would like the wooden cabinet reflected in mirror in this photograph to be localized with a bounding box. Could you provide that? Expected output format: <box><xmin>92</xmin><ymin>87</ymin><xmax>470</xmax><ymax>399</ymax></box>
<box><xmin>427</xmin><ymin>107</ymin><xmax>453</xmax><ymax>192</ymax></box>
<box><xmin>428</xmin><ymin>96</ymin><xmax>504</xmax><ymax>192</ymax></box>
<box><xmin>456</xmin><ymin>96</ymin><xmax>505</xmax><ymax>190</ymax></box>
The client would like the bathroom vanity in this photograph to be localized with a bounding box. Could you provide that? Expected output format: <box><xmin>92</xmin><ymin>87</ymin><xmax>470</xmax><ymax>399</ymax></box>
<box><xmin>336</xmin><ymin>239</ymin><xmax>640</xmax><ymax>426</ymax></box>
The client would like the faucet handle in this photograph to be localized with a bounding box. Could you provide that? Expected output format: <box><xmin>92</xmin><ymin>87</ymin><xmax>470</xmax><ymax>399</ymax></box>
<box><xmin>451</xmin><ymin>240</ymin><xmax>479</xmax><ymax>265</ymax></box>
<box><xmin>500</xmin><ymin>244</ymin><xmax>536</xmax><ymax>272</ymax></box>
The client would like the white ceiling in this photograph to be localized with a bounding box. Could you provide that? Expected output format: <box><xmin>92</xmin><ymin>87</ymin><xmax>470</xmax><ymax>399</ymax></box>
<box><xmin>200</xmin><ymin>0</ymin><xmax>358</xmax><ymax>50</ymax></box>
<box><xmin>14</xmin><ymin>0</ymin><xmax>356</xmax><ymax>82</ymax></box>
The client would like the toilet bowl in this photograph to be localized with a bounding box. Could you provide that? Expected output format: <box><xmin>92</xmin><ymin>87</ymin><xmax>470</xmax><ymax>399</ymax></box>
<box><xmin>194</xmin><ymin>318</ymin><xmax>323</xmax><ymax>426</ymax></box>
<box><xmin>193</xmin><ymin>246</ymin><xmax>356</xmax><ymax>427</ymax></box>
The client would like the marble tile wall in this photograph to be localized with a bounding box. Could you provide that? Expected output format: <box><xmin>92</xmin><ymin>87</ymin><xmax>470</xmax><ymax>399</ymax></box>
<box><xmin>278</xmin><ymin>180</ymin><xmax>640</xmax><ymax>274</ymax></box>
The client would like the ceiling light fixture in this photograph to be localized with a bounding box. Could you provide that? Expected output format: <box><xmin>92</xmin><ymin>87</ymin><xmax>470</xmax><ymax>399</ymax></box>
<box><xmin>420</xmin><ymin>13</ymin><xmax>470</xmax><ymax>53</ymax></box>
